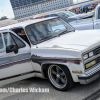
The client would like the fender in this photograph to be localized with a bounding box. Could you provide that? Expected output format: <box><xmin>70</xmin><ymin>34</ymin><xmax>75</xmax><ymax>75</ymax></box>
<box><xmin>31</xmin><ymin>55</ymin><xmax>82</xmax><ymax>80</ymax></box>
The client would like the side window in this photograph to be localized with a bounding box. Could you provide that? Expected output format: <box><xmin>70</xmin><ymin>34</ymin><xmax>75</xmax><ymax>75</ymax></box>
<box><xmin>3</xmin><ymin>33</ymin><xmax>16</xmax><ymax>46</ymax></box>
<box><xmin>0</xmin><ymin>34</ymin><xmax>4</xmax><ymax>49</ymax></box>
<box><xmin>11</xmin><ymin>28</ymin><xmax>30</xmax><ymax>46</ymax></box>
<box><xmin>0</xmin><ymin>34</ymin><xmax>5</xmax><ymax>53</ymax></box>
<box><xmin>43</xmin><ymin>15</ymin><xmax>49</xmax><ymax>18</ymax></box>
<box><xmin>11</xmin><ymin>34</ymin><xmax>26</xmax><ymax>48</ymax></box>
<box><xmin>50</xmin><ymin>14</ymin><xmax>58</xmax><ymax>17</ymax></box>
<box><xmin>3</xmin><ymin>33</ymin><xmax>25</xmax><ymax>49</ymax></box>
<box><xmin>98</xmin><ymin>8</ymin><xmax>100</xmax><ymax>19</ymax></box>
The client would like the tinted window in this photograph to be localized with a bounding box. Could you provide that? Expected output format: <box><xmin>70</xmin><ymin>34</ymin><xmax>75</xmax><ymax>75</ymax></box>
<box><xmin>3</xmin><ymin>33</ymin><xmax>16</xmax><ymax>47</ymax></box>
<box><xmin>0</xmin><ymin>34</ymin><xmax>5</xmax><ymax>53</ymax></box>
<box><xmin>98</xmin><ymin>8</ymin><xmax>100</xmax><ymax>19</ymax></box>
<box><xmin>43</xmin><ymin>15</ymin><xmax>49</xmax><ymax>18</ymax></box>
<box><xmin>50</xmin><ymin>14</ymin><xmax>58</xmax><ymax>17</ymax></box>
<box><xmin>58</xmin><ymin>12</ymin><xmax>69</xmax><ymax>19</ymax></box>
<box><xmin>11</xmin><ymin>28</ymin><xmax>30</xmax><ymax>46</ymax></box>
<box><xmin>0</xmin><ymin>34</ymin><xmax>3</xmax><ymax>49</ymax></box>
<box><xmin>3</xmin><ymin>33</ymin><xmax>25</xmax><ymax>49</ymax></box>
<box><xmin>11</xmin><ymin>34</ymin><xmax>26</xmax><ymax>48</ymax></box>
<box><xmin>64</xmin><ymin>11</ymin><xmax>76</xmax><ymax>16</ymax></box>
<box><xmin>58</xmin><ymin>11</ymin><xmax>76</xmax><ymax>19</ymax></box>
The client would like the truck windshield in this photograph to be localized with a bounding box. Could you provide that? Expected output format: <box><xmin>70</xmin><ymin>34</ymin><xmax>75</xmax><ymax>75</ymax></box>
<box><xmin>64</xmin><ymin>11</ymin><xmax>76</xmax><ymax>17</ymax></box>
<box><xmin>58</xmin><ymin>11</ymin><xmax>76</xmax><ymax>19</ymax></box>
<box><xmin>25</xmin><ymin>18</ymin><xmax>75</xmax><ymax>44</ymax></box>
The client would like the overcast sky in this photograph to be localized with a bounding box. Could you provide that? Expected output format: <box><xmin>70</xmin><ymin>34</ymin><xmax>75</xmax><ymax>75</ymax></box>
<box><xmin>0</xmin><ymin>0</ymin><xmax>14</xmax><ymax>18</ymax></box>
<box><xmin>0</xmin><ymin>0</ymin><xmax>87</xmax><ymax>19</ymax></box>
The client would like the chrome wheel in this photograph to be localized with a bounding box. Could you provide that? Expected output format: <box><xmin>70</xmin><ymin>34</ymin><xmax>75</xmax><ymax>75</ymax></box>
<box><xmin>48</xmin><ymin>65</ymin><xmax>67</xmax><ymax>89</ymax></box>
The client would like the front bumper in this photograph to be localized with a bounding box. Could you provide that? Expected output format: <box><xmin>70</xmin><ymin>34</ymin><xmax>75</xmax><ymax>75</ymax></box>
<box><xmin>78</xmin><ymin>63</ymin><xmax>100</xmax><ymax>84</ymax></box>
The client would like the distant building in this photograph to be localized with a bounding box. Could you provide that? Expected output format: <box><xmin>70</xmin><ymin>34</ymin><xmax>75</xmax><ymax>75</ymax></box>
<box><xmin>10</xmin><ymin>0</ymin><xmax>73</xmax><ymax>19</ymax></box>
<box><xmin>74</xmin><ymin>0</ymin><xmax>91</xmax><ymax>4</ymax></box>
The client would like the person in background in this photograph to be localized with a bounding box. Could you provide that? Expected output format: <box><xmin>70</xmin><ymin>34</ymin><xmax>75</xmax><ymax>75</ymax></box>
<box><xmin>82</xmin><ymin>7</ymin><xmax>85</xmax><ymax>13</ymax></box>
<box><xmin>18</xmin><ymin>30</ymin><xmax>26</xmax><ymax>36</ymax></box>
<box><xmin>85</xmin><ymin>7</ymin><xmax>88</xmax><ymax>13</ymax></box>
<box><xmin>73</xmin><ymin>9</ymin><xmax>75</xmax><ymax>13</ymax></box>
<box><xmin>17</xmin><ymin>29</ymin><xmax>30</xmax><ymax>45</ymax></box>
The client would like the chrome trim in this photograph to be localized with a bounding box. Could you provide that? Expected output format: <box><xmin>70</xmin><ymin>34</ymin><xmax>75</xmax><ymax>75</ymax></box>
<box><xmin>0</xmin><ymin>53</ymin><xmax>31</xmax><ymax>66</ymax></box>
<box><xmin>82</xmin><ymin>45</ymin><xmax>100</xmax><ymax>67</ymax></box>
<box><xmin>0</xmin><ymin>71</ymin><xmax>41</xmax><ymax>81</ymax></box>
<box><xmin>31</xmin><ymin>56</ymin><xmax>82</xmax><ymax>63</ymax></box>
<box><xmin>84</xmin><ymin>54</ymin><xmax>100</xmax><ymax>64</ymax></box>
<box><xmin>82</xmin><ymin>45</ymin><xmax>100</xmax><ymax>56</ymax></box>
<box><xmin>78</xmin><ymin>63</ymin><xmax>100</xmax><ymax>84</ymax></box>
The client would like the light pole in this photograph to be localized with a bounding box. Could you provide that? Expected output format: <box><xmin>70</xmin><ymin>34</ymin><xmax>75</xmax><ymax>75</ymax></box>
<box><xmin>1</xmin><ymin>10</ymin><xmax>4</xmax><ymax>17</ymax></box>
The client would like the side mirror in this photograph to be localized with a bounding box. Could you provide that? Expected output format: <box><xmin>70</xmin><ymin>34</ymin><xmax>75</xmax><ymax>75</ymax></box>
<box><xmin>6</xmin><ymin>45</ymin><xmax>18</xmax><ymax>54</ymax></box>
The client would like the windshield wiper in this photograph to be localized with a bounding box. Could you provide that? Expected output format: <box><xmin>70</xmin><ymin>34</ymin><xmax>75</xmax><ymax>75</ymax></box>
<box><xmin>58</xmin><ymin>29</ymin><xmax>74</xmax><ymax>36</ymax></box>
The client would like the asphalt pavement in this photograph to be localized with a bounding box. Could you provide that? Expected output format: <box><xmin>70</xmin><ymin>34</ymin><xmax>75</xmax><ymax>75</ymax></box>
<box><xmin>0</xmin><ymin>77</ymin><xmax>100</xmax><ymax>100</ymax></box>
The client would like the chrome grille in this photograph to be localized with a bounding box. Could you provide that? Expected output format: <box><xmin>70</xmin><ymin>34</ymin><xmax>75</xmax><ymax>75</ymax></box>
<box><xmin>94</xmin><ymin>46</ymin><xmax>100</xmax><ymax>55</ymax></box>
<box><xmin>83</xmin><ymin>46</ymin><xmax>100</xmax><ymax>70</ymax></box>
<box><xmin>85</xmin><ymin>56</ymin><xmax>100</xmax><ymax>70</ymax></box>
<box><xmin>96</xmin><ymin>56</ymin><xmax>100</xmax><ymax>64</ymax></box>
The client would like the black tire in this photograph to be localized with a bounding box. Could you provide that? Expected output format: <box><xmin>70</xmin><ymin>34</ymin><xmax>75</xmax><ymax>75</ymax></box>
<box><xmin>47</xmin><ymin>64</ymin><xmax>74</xmax><ymax>91</ymax></box>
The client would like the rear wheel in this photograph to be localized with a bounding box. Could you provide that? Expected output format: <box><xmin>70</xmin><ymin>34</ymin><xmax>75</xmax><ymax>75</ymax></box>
<box><xmin>47</xmin><ymin>65</ymin><xmax>74</xmax><ymax>91</ymax></box>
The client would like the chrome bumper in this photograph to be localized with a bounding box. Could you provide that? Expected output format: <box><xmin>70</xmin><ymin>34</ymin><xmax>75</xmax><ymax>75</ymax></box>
<box><xmin>78</xmin><ymin>63</ymin><xmax>100</xmax><ymax>84</ymax></box>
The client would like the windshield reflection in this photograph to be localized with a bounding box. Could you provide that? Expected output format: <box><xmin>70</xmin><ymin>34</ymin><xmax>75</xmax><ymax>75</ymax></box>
<box><xmin>58</xmin><ymin>11</ymin><xmax>76</xmax><ymax>19</ymax></box>
<box><xmin>25</xmin><ymin>18</ymin><xmax>75</xmax><ymax>44</ymax></box>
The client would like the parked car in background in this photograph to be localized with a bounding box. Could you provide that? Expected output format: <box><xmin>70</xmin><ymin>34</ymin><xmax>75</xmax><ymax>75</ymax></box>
<box><xmin>43</xmin><ymin>11</ymin><xmax>93</xmax><ymax>23</ymax></box>
<box><xmin>43</xmin><ymin>11</ymin><xmax>77</xmax><ymax>22</ymax></box>
<box><xmin>70</xmin><ymin>4</ymin><xmax>100</xmax><ymax>30</ymax></box>
<box><xmin>1</xmin><ymin>17</ymin><xmax>100</xmax><ymax>91</ymax></box>
<box><xmin>88</xmin><ymin>4</ymin><xmax>96</xmax><ymax>10</ymax></box>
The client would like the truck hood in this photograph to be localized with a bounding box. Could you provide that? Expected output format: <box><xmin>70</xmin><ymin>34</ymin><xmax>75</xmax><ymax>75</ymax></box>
<box><xmin>68</xmin><ymin>12</ymin><xmax>93</xmax><ymax>19</ymax></box>
<box><xmin>65</xmin><ymin>13</ymin><xmax>93</xmax><ymax>22</ymax></box>
<box><xmin>37</xmin><ymin>30</ymin><xmax>100</xmax><ymax>51</ymax></box>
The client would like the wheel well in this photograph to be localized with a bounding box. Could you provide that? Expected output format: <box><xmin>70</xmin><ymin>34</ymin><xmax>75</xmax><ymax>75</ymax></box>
<box><xmin>42</xmin><ymin>63</ymin><xmax>71</xmax><ymax>78</ymax></box>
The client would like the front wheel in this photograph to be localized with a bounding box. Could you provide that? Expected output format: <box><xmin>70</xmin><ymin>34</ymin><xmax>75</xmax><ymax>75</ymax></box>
<box><xmin>47</xmin><ymin>65</ymin><xmax>74</xmax><ymax>91</ymax></box>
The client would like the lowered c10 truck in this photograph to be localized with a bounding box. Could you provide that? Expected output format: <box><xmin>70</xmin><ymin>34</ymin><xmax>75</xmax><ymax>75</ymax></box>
<box><xmin>1</xmin><ymin>17</ymin><xmax>100</xmax><ymax>91</ymax></box>
<box><xmin>70</xmin><ymin>4</ymin><xmax>100</xmax><ymax>30</ymax></box>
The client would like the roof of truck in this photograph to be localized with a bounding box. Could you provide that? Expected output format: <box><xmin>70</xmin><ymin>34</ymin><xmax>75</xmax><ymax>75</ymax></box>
<box><xmin>0</xmin><ymin>29</ymin><xmax>13</xmax><ymax>33</ymax></box>
<box><xmin>0</xmin><ymin>17</ymin><xmax>57</xmax><ymax>30</ymax></box>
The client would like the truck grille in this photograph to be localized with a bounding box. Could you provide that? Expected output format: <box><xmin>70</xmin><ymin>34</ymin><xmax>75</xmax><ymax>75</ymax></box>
<box><xmin>94</xmin><ymin>46</ymin><xmax>100</xmax><ymax>55</ymax></box>
<box><xmin>97</xmin><ymin>56</ymin><xmax>100</xmax><ymax>64</ymax></box>
<box><xmin>83</xmin><ymin>46</ymin><xmax>100</xmax><ymax>70</ymax></box>
<box><xmin>85</xmin><ymin>56</ymin><xmax>100</xmax><ymax>70</ymax></box>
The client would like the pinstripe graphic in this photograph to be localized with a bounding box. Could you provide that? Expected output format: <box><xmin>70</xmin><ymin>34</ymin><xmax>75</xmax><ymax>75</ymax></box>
<box><xmin>0</xmin><ymin>58</ymin><xmax>31</xmax><ymax>69</ymax></box>
<box><xmin>31</xmin><ymin>55</ymin><xmax>82</xmax><ymax>64</ymax></box>
<box><xmin>0</xmin><ymin>53</ymin><xmax>31</xmax><ymax>69</ymax></box>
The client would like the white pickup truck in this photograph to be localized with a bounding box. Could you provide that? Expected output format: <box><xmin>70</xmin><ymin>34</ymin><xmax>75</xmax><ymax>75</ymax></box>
<box><xmin>1</xmin><ymin>17</ymin><xmax>100</xmax><ymax>91</ymax></box>
<box><xmin>70</xmin><ymin>4</ymin><xmax>100</xmax><ymax>30</ymax></box>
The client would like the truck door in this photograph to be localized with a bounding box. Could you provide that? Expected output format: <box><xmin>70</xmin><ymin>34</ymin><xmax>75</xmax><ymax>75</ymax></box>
<box><xmin>94</xmin><ymin>7</ymin><xmax>100</xmax><ymax>29</ymax></box>
<box><xmin>0</xmin><ymin>32</ymin><xmax>34</xmax><ymax>80</ymax></box>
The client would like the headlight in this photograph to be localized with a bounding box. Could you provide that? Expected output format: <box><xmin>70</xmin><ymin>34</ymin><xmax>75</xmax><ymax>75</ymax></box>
<box><xmin>83</xmin><ymin>54</ymin><xmax>88</xmax><ymax>60</ymax></box>
<box><xmin>89</xmin><ymin>51</ymin><xmax>94</xmax><ymax>57</ymax></box>
<box><xmin>85</xmin><ymin>60</ymin><xmax>96</xmax><ymax>69</ymax></box>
